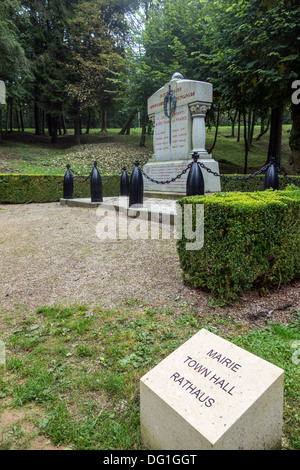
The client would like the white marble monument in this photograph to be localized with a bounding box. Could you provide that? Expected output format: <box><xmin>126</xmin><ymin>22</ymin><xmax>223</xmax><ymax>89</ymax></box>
<box><xmin>140</xmin><ymin>328</ymin><xmax>284</xmax><ymax>450</ymax></box>
<box><xmin>143</xmin><ymin>74</ymin><xmax>221</xmax><ymax>194</ymax></box>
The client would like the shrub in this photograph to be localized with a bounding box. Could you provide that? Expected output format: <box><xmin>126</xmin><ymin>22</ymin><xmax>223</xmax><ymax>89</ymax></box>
<box><xmin>176</xmin><ymin>190</ymin><xmax>300</xmax><ymax>302</ymax></box>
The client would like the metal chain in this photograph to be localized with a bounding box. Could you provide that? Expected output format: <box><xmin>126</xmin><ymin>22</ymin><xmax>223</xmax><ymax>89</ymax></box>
<box><xmin>69</xmin><ymin>168</ymin><xmax>81</xmax><ymax>176</ymax></box>
<box><xmin>276</xmin><ymin>166</ymin><xmax>300</xmax><ymax>186</ymax></box>
<box><xmin>139</xmin><ymin>163</ymin><xmax>192</xmax><ymax>185</ymax></box>
<box><xmin>69</xmin><ymin>169</ymin><xmax>92</xmax><ymax>183</ymax></box>
<box><xmin>197</xmin><ymin>161</ymin><xmax>272</xmax><ymax>181</ymax></box>
<box><xmin>139</xmin><ymin>161</ymin><xmax>270</xmax><ymax>185</ymax></box>
<box><xmin>67</xmin><ymin>160</ymin><xmax>299</xmax><ymax>187</ymax></box>
<box><xmin>69</xmin><ymin>169</ymin><xmax>126</xmax><ymax>183</ymax></box>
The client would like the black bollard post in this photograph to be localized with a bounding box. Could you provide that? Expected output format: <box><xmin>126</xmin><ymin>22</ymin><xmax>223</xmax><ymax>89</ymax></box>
<box><xmin>63</xmin><ymin>164</ymin><xmax>74</xmax><ymax>199</ymax></box>
<box><xmin>186</xmin><ymin>152</ymin><xmax>205</xmax><ymax>196</ymax></box>
<box><xmin>129</xmin><ymin>161</ymin><xmax>143</xmax><ymax>207</ymax></box>
<box><xmin>263</xmin><ymin>157</ymin><xmax>279</xmax><ymax>190</ymax></box>
<box><xmin>120</xmin><ymin>166</ymin><xmax>130</xmax><ymax>196</ymax></box>
<box><xmin>90</xmin><ymin>161</ymin><xmax>103</xmax><ymax>202</ymax></box>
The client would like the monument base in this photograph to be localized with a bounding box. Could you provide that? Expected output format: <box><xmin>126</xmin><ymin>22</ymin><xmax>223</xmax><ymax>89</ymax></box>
<box><xmin>142</xmin><ymin>157</ymin><xmax>221</xmax><ymax>194</ymax></box>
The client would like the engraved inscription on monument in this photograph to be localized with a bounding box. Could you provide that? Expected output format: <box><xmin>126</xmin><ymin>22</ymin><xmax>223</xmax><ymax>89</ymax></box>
<box><xmin>154</xmin><ymin>107</ymin><xmax>191</xmax><ymax>161</ymax></box>
<box><xmin>140</xmin><ymin>329</ymin><xmax>284</xmax><ymax>450</ymax></box>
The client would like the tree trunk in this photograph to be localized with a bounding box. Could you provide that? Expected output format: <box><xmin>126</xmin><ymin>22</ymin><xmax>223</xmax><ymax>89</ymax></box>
<box><xmin>34</xmin><ymin>103</ymin><xmax>40</xmax><ymax>135</ymax></box>
<box><xmin>46</xmin><ymin>113</ymin><xmax>52</xmax><ymax>137</ymax></box>
<box><xmin>86</xmin><ymin>110</ymin><xmax>91</xmax><ymax>134</ymax></box>
<box><xmin>256</xmin><ymin>114</ymin><xmax>270</xmax><ymax>141</ymax></box>
<box><xmin>231</xmin><ymin>109</ymin><xmax>237</xmax><ymax>137</ymax></box>
<box><xmin>41</xmin><ymin>110</ymin><xmax>45</xmax><ymax>135</ymax></box>
<box><xmin>51</xmin><ymin>117</ymin><xmax>58</xmax><ymax>143</ymax></box>
<box><xmin>267</xmin><ymin>106</ymin><xmax>283</xmax><ymax>167</ymax></box>
<box><xmin>5</xmin><ymin>102</ymin><xmax>8</xmax><ymax>131</ymax></box>
<box><xmin>289</xmin><ymin>102</ymin><xmax>300</xmax><ymax>173</ymax></box>
<box><xmin>101</xmin><ymin>107</ymin><xmax>108</xmax><ymax>132</ymax></box>
<box><xmin>74</xmin><ymin>116</ymin><xmax>81</xmax><ymax>144</ymax></box>
<box><xmin>261</xmin><ymin>116</ymin><xmax>265</xmax><ymax>134</ymax></box>
<box><xmin>119</xmin><ymin>110</ymin><xmax>137</xmax><ymax>135</ymax></box>
<box><xmin>8</xmin><ymin>97</ymin><xmax>13</xmax><ymax>132</ymax></box>
<box><xmin>237</xmin><ymin>111</ymin><xmax>241</xmax><ymax>142</ymax></box>
<box><xmin>243</xmin><ymin>109</ymin><xmax>249</xmax><ymax>174</ymax></box>
<box><xmin>62</xmin><ymin>114</ymin><xmax>67</xmax><ymax>135</ymax></box>
<box><xmin>34</xmin><ymin>103</ymin><xmax>44</xmax><ymax>135</ymax></box>
<box><xmin>208</xmin><ymin>103</ymin><xmax>220</xmax><ymax>154</ymax></box>
<box><xmin>16</xmin><ymin>108</ymin><xmax>20</xmax><ymax>132</ymax></box>
<box><xmin>139</xmin><ymin>120</ymin><xmax>147</xmax><ymax>147</ymax></box>
<box><xmin>19</xmin><ymin>103</ymin><xmax>24</xmax><ymax>132</ymax></box>
<box><xmin>247</xmin><ymin>110</ymin><xmax>252</xmax><ymax>149</ymax></box>
<box><xmin>249</xmin><ymin>112</ymin><xmax>256</xmax><ymax>146</ymax></box>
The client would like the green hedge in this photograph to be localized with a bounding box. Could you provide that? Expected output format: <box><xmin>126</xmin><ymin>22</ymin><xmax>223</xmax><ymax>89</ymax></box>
<box><xmin>176</xmin><ymin>189</ymin><xmax>300</xmax><ymax>302</ymax></box>
<box><xmin>0</xmin><ymin>173</ymin><xmax>299</xmax><ymax>204</ymax></box>
<box><xmin>0</xmin><ymin>174</ymin><xmax>121</xmax><ymax>203</ymax></box>
<box><xmin>220</xmin><ymin>174</ymin><xmax>300</xmax><ymax>192</ymax></box>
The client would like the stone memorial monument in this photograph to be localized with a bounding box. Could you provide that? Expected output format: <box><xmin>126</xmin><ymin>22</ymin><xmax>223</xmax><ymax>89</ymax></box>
<box><xmin>143</xmin><ymin>73</ymin><xmax>221</xmax><ymax>194</ymax></box>
<box><xmin>0</xmin><ymin>81</ymin><xmax>6</xmax><ymax>105</ymax></box>
<box><xmin>140</xmin><ymin>328</ymin><xmax>284</xmax><ymax>450</ymax></box>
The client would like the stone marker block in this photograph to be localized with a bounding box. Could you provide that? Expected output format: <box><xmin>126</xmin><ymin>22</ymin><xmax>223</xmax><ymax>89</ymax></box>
<box><xmin>140</xmin><ymin>329</ymin><xmax>284</xmax><ymax>450</ymax></box>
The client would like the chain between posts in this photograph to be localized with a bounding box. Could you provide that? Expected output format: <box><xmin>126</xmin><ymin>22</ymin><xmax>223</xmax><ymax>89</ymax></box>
<box><xmin>69</xmin><ymin>168</ymin><xmax>123</xmax><ymax>183</ymax></box>
<box><xmin>197</xmin><ymin>158</ymin><xmax>299</xmax><ymax>185</ymax></box>
<box><xmin>276</xmin><ymin>166</ymin><xmax>300</xmax><ymax>186</ymax></box>
<box><xmin>197</xmin><ymin>161</ymin><xmax>272</xmax><ymax>181</ymax></box>
<box><xmin>139</xmin><ymin>160</ymin><xmax>272</xmax><ymax>185</ymax></box>
<box><xmin>69</xmin><ymin>169</ymin><xmax>92</xmax><ymax>183</ymax></box>
<box><xmin>66</xmin><ymin>158</ymin><xmax>299</xmax><ymax>187</ymax></box>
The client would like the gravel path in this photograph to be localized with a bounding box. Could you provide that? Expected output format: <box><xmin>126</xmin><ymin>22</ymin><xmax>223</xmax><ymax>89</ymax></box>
<box><xmin>0</xmin><ymin>202</ymin><xmax>192</xmax><ymax>310</ymax></box>
<box><xmin>0</xmin><ymin>202</ymin><xmax>299</xmax><ymax>328</ymax></box>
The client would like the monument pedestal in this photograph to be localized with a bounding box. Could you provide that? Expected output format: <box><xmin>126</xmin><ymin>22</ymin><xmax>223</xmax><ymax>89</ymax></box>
<box><xmin>143</xmin><ymin>157</ymin><xmax>221</xmax><ymax>194</ymax></box>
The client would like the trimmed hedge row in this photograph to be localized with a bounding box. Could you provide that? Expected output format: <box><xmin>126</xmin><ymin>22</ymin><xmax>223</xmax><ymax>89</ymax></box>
<box><xmin>176</xmin><ymin>189</ymin><xmax>300</xmax><ymax>302</ymax></box>
<box><xmin>0</xmin><ymin>173</ymin><xmax>299</xmax><ymax>204</ymax></box>
<box><xmin>0</xmin><ymin>174</ymin><xmax>120</xmax><ymax>203</ymax></box>
<box><xmin>220</xmin><ymin>174</ymin><xmax>300</xmax><ymax>192</ymax></box>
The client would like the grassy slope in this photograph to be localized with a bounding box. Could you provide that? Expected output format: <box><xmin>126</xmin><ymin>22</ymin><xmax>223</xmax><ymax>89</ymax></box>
<box><xmin>0</xmin><ymin>124</ymin><xmax>294</xmax><ymax>176</ymax></box>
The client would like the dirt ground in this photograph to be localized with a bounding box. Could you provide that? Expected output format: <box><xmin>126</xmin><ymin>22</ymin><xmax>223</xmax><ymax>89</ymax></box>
<box><xmin>0</xmin><ymin>201</ymin><xmax>299</xmax><ymax>327</ymax></box>
<box><xmin>0</xmin><ymin>201</ymin><xmax>299</xmax><ymax>450</ymax></box>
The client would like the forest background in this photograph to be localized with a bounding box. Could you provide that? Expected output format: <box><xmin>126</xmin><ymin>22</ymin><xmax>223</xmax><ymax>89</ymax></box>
<box><xmin>0</xmin><ymin>0</ymin><xmax>299</xmax><ymax>173</ymax></box>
